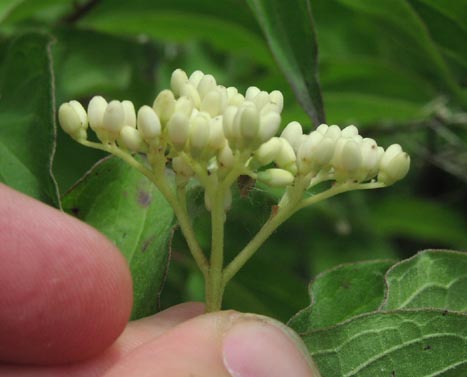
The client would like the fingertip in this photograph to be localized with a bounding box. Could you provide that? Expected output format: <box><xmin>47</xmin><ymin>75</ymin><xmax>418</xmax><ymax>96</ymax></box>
<box><xmin>0</xmin><ymin>184</ymin><xmax>133</xmax><ymax>365</ymax></box>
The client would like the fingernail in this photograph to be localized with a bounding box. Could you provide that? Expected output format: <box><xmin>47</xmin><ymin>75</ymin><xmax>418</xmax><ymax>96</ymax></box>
<box><xmin>223</xmin><ymin>314</ymin><xmax>320</xmax><ymax>377</ymax></box>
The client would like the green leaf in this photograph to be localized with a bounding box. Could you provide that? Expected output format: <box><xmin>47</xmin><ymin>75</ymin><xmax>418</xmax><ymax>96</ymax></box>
<box><xmin>0</xmin><ymin>32</ymin><xmax>60</xmax><ymax>206</ymax></box>
<box><xmin>369</xmin><ymin>196</ymin><xmax>467</xmax><ymax>248</ymax></box>
<box><xmin>382</xmin><ymin>250</ymin><xmax>467</xmax><ymax>312</ymax></box>
<box><xmin>337</xmin><ymin>0</ymin><xmax>462</xmax><ymax>101</ymax></box>
<box><xmin>62</xmin><ymin>157</ymin><xmax>175</xmax><ymax>319</ymax></box>
<box><xmin>289</xmin><ymin>260</ymin><xmax>394</xmax><ymax>333</ymax></box>
<box><xmin>0</xmin><ymin>0</ymin><xmax>22</xmax><ymax>23</ymax></box>
<box><xmin>247</xmin><ymin>0</ymin><xmax>325</xmax><ymax>125</ymax></box>
<box><xmin>79</xmin><ymin>0</ymin><xmax>271</xmax><ymax>66</ymax></box>
<box><xmin>303</xmin><ymin>310</ymin><xmax>467</xmax><ymax>377</ymax></box>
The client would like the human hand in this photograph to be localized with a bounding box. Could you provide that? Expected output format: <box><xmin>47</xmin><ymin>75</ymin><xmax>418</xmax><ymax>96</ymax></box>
<box><xmin>0</xmin><ymin>183</ymin><xmax>320</xmax><ymax>376</ymax></box>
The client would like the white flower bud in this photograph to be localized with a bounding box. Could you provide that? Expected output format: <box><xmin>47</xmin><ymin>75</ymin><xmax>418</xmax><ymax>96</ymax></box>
<box><xmin>281</xmin><ymin>121</ymin><xmax>303</xmax><ymax>152</ymax></box>
<box><xmin>297</xmin><ymin>132</ymin><xmax>323</xmax><ymax>174</ymax></box>
<box><xmin>87</xmin><ymin>96</ymin><xmax>107</xmax><ymax>131</ymax></box>
<box><xmin>122</xmin><ymin>100</ymin><xmax>136</xmax><ymax>128</ymax></box>
<box><xmin>181</xmin><ymin>83</ymin><xmax>201</xmax><ymax>108</ymax></box>
<box><xmin>189</xmin><ymin>112</ymin><xmax>210</xmax><ymax>153</ymax></box>
<box><xmin>208</xmin><ymin>116</ymin><xmax>226</xmax><ymax>151</ymax></box>
<box><xmin>324</xmin><ymin>125</ymin><xmax>341</xmax><ymax>140</ymax></box>
<box><xmin>171</xmin><ymin>69</ymin><xmax>188</xmax><ymax>96</ymax></box>
<box><xmin>189</xmin><ymin>70</ymin><xmax>204</xmax><ymax>87</ymax></box>
<box><xmin>167</xmin><ymin>112</ymin><xmax>190</xmax><ymax>149</ymax></box>
<box><xmin>103</xmin><ymin>100</ymin><xmax>125</xmax><ymax>136</ymax></box>
<box><xmin>137</xmin><ymin>105</ymin><xmax>161</xmax><ymax>141</ymax></box>
<box><xmin>172</xmin><ymin>156</ymin><xmax>193</xmax><ymax>177</ymax></box>
<box><xmin>58</xmin><ymin>102</ymin><xmax>87</xmax><ymax>139</ymax></box>
<box><xmin>226</xmin><ymin>86</ymin><xmax>238</xmax><ymax>100</ymax></box>
<box><xmin>218</xmin><ymin>145</ymin><xmax>235</xmax><ymax>169</ymax></box>
<box><xmin>153</xmin><ymin>90</ymin><xmax>176</xmax><ymax>126</ymax></box>
<box><xmin>174</xmin><ymin>96</ymin><xmax>194</xmax><ymax>117</ymax></box>
<box><xmin>341</xmin><ymin>125</ymin><xmax>359</xmax><ymax>138</ymax></box>
<box><xmin>245</xmin><ymin>86</ymin><xmax>260</xmax><ymax>101</ymax></box>
<box><xmin>229</xmin><ymin>92</ymin><xmax>245</xmax><ymax>106</ymax></box>
<box><xmin>120</xmin><ymin>126</ymin><xmax>144</xmax><ymax>152</ymax></box>
<box><xmin>269</xmin><ymin>90</ymin><xmax>284</xmax><ymax>113</ymax></box>
<box><xmin>238</xmin><ymin>104</ymin><xmax>260</xmax><ymax>143</ymax></box>
<box><xmin>316</xmin><ymin>124</ymin><xmax>329</xmax><ymax>135</ymax></box>
<box><xmin>358</xmin><ymin>138</ymin><xmax>380</xmax><ymax>180</ymax></box>
<box><xmin>223</xmin><ymin>105</ymin><xmax>240</xmax><ymax>143</ymax></box>
<box><xmin>276</xmin><ymin>138</ymin><xmax>297</xmax><ymax>174</ymax></box>
<box><xmin>378</xmin><ymin>144</ymin><xmax>410</xmax><ymax>184</ymax></box>
<box><xmin>332</xmin><ymin>138</ymin><xmax>362</xmax><ymax>179</ymax></box>
<box><xmin>69</xmin><ymin>100</ymin><xmax>88</xmax><ymax>129</ymax></box>
<box><xmin>260</xmin><ymin>103</ymin><xmax>281</xmax><ymax>116</ymax></box>
<box><xmin>197</xmin><ymin>74</ymin><xmax>217</xmax><ymax>99</ymax></box>
<box><xmin>257</xmin><ymin>168</ymin><xmax>294</xmax><ymax>187</ymax></box>
<box><xmin>257</xmin><ymin>112</ymin><xmax>281</xmax><ymax>143</ymax></box>
<box><xmin>252</xmin><ymin>91</ymin><xmax>270</xmax><ymax>110</ymax></box>
<box><xmin>254</xmin><ymin>137</ymin><xmax>282</xmax><ymax>166</ymax></box>
<box><xmin>201</xmin><ymin>89</ymin><xmax>223</xmax><ymax>117</ymax></box>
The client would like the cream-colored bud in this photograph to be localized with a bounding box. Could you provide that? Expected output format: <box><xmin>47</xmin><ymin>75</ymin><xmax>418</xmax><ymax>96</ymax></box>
<box><xmin>316</xmin><ymin>124</ymin><xmax>329</xmax><ymax>135</ymax></box>
<box><xmin>171</xmin><ymin>69</ymin><xmax>189</xmax><ymax>97</ymax></box>
<box><xmin>226</xmin><ymin>86</ymin><xmax>238</xmax><ymax>100</ymax></box>
<box><xmin>174</xmin><ymin>96</ymin><xmax>194</xmax><ymax>117</ymax></box>
<box><xmin>276</xmin><ymin>138</ymin><xmax>297</xmax><ymax>174</ymax></box>
<box><xmin>254</xmin><ymin>137</ymin><xmax>282</xmax><ymax>166</ymax></box>
<box><xmin>167</xmin><ymin>112</ymin><xmax>190</xmax><ymax>148</ymax></box>
<box><xmin>120</xmin><ymin>126</ymin><xmax>144</xmax><ymax>152</ymax></box>
<box><xmin>103</xmin><ymin>100</ymin><xmax>125</xmax><ymax>135</ymax></box>
<box><xmin>201</xmin><ymin>89</ymin><xmax>223</xmax><ymax>117</ymax></box>
<box><xmin>223</xmin><ymin>106</ymin><xmax>239</xmax><ymax>143</ymax></box>
<box><xmin>181</xmin><ymin>83</ymin><xmax>201</xmax><ymax>108</ymax></box>
<box><xmin>172</xmin><ymin>156</ymin><xmax>194</xmax><ymax>177</ymax></box>
<box><xmin>208</xmin><ymin>116</ymin><xmax>226</xmax><ymax>150</ymax></box>
<box><xmin>238</xmin><ymin>105</ymin><xmax>260</xmax><ymax>143</ymax></box>
<box><xmin>153</xmin><ymin>90</ymin><xmax>176</xmax><ymax>126</ymax></box>
<box><xmin>358</xmin><ymin>138</ymin><xmax>380</xmax><ymax>180</ymax></box>
<box><xmin>137</xmin><ymin>105</ymin><xmax>161</xmax><ymax>140</ymax></box>
<box><xmin>332</xmin><ymin>138</ymin><xmax>362</xmax><ymax>179</ymax></box>
<box><xmin>189</xmin><ymin>70</ymin><xmax>204</xmax><ymax>87</ymax></box>
<box><xmin>189</xmin><ymin>112</ymin><xmax>210</xmax><ymax>152</ymax></box>
<box><xmin>245</xmin><ymin>86</ymin><xmax>260</xmax><ymax>101</ymax></box>
<box><xmin>281</xmin><ymin>121</ymin><xmax>303</xmax><ymax>152</ymax></box>
<box><xmin>229</xmin><ymin>92</ymin><xmax>245</xmax><ymax>106</ymax></box>
<box><xmin>58</xmin><ymin>102</ymin><xmax>86</xmax><ymax>138</ymax></box>
<box><xmin>252</xmin><ymin>91</ymin><xmax>270</xmax><ymax>110</ymax></box>
<box><xmin>260</xmin><ymin>103</ymin><xmax>281</xmax><ymax>115</ymax></box>
<box><xmin>341</xmin><ymin>125</ymin><xmax>359</xmax><ymax>138</ymax></box>
<box><xmin>269</xmin><ymin>90</ymin><xmax>284</xmax><ymax>113</ymax></box>
<box><xmin>218</xmin><ymin>145</ymin><xmax>235</xmax><ymax>169</ymax></box>
<box><xmin>87</xmin><ymin>96</ymin><xmax>107</xmax><ymax>130</ymax></box>
<box><xmin>378</xmin><ymin>144</ymin><xmax>410</xmax><ymax>184</ymax></box>
<box><xmin>297</xmin><ymin>132</ymin><xmax>323</xmax><ymax>174</ymax></box>
<box><xmin>257</xmin><ymin>168</ymin><xmax>294</xmax><ymax>188</ymax></box>
<box><xmin>122</xmin><ymin>100</ymin><xmax>136</xmax><ymax>128</ymax></box>
<box><xmin>324</xmin><ymin>125</ymin><xmax>341</xmax><ymax>140</ymax></box>
<box><xmin>69</xmin><ymin>100</ymin><xmax>88</xmax><ymax>130</ymax></box>
<box><xmin>257</xmin><ymin>112</ymin><xmax>281</xmax><ymax>143</ymax></box>
<box><xmin>197</xmin><ymin>74</ymin><xmax>217</xmax><ymax>99</ymax></box>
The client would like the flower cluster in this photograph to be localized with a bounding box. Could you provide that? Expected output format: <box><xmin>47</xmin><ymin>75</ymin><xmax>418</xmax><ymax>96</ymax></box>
<box><xmin>58</xmin><ymin>69</ymin><xmax>410</xmax><ymax>209</ymax></box>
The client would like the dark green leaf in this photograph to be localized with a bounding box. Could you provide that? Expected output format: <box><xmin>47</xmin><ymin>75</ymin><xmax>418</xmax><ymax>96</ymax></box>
<box><xmin>62</xmin><ymin>157</ymin><xmax>175</xmax><ymax>319</ymax></box>
<box><xmin>247</xmin><ymin>0</ymin><xmax>325</xmax><ymax>125</ymax></box>
<box><xmin>382</xmin><ymin>250</ymin><xmax>467</xmax><ymax>312</ymax></box>
<box><xmin>304</xmin><ymin>310</ymin><xmax>467</xmax><ymax>377</ymax></box>
<box><xmin>0</xmin><ymin>32</ymin><xmax>60</xmax><ymax>206</ymax></box>
<box><xmin>79</xmin><ymin>0</ymin><xmax>270</xmax><ymax>65</ymax></box>
<box><xmin>289</xmin><ymin>260</ymin><xmax>394</xmax><ymax>333</ymax></box>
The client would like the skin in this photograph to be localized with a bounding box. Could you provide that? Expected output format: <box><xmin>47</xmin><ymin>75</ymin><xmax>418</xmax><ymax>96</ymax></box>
<box><xmin>0</xmin><ymin>184</ymin><xmax>318</xmax><ymax>377</ymax></box>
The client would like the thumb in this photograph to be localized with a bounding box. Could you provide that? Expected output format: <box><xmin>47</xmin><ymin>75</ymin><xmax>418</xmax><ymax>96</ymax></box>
<box><xmin>104</xmin><ymin>310</ymin><xmax>321</xmax><ymax>377</ymax></box>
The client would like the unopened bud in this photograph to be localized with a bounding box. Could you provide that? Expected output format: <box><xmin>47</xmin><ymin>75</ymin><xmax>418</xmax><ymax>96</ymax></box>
<box><xmin>245</xmin><ymin>86</ymin><xmax>260</xmax><ymax>101</ymax></box>
<box><xmin>341</xmin><ymin>125</ymin><xmax>359</xmax><ymax>138</ymax></box>
<box><xmin>120</xmin><ymin>126</ymin><xmax>144</xmax><ymax>152</ymax></box>
<box><xmin>172</xmin><ymin>156</ymin><xmax>194</xmax><ymax>177</ymax></box>
<box><xmin>87</xmin><ymin>96</ymin><xmax>107</xmax><ymax>131</ymax></box>
<box><xmin>181</xmin><ymin>83</ymin><xmax>201</xmax><ymax>108</ymax></box>
<box><xmin>269</xmin><ymin>90</ymin><xmax>284</xmax><ymax>113</ymax></box>
<box><xmin>281</xmin><ymin>121</ymin><xmax>303</xmax><ymax>152</ymax></box>
<box><xmin>167</xmin><ymin>112</ymin><xmax>190</xmax><ymax>149</ymax></box>
<box><xmin>254</xmin><ymin>137</ymin><xmax>282</xmax><ymax>166</ymax></box>
<box><xmin>153</xmin><ymin>90</ymin><xmax>176</xmax><ymax>126</ymax></box>
<box><xmin>208</xmin><ymin>116</ymin><xmax>226</xmax><ymax>151</ymax></box>
<box><xmin>238</xmin><ymin>105</ymin><xmax>260</xmax><ymax>143</ymax></box>
<box><xmin>257</xmin><ymin>112</ymin><xmax>281</xmax><ymax>143</ymax></box>
<box><xmin>189</xmin><ymin>70</ymin><xmax>204</xmax><ymax>87</ymax></box>
<box><xmin>218</xmin><ymin>145</ymin><xmax>235</xmax><ymax>169</ymax></box>
<box><xmin>201</xmin><ymin>89</ymin><xmax>223</xmax><ymax>117</ymax></box>
<box><xmin>103</xmin><ymin>100</ymin><xmax>125</xmax><ymax>136</ymax></box>
<box><xmin>171</xmin><ymin>69</ymin><xmax>189</xmax><ymax>97</ymax></box>
<box><xmin>122</xmin><ymin>100</ymin><xmax>136</xmax><ymax>128</ymax></box>
<box><xmin>58</xmin><ymin>101</ymin><xmax>87</xmax><ymax>139</ymax></box>
<box><xmin>197</xmin><ymin>74</ymin><xmax>217</xmax><ymax>99</ymax></box>
<box><xmin>252</xmin><ymin>91</ymin><xmax>270</xmax><ymax>110</ymax></box>
<box><xmin>137</xmin><ymin>105</ymin><xmax>161</xmax><ymax>141</ymax></box>
<box><xmin>276</xmin><ymin>138</ymin><xmax>297</xmax><ymax>174</ymax></box>
<box><xmin>189</xmin><ymin>112</ymin><xmax>210</xmax><ymax>153</ymax></box>
<box><xmin>257</xmin><ymin>168</ymin><xmax>294</xmax><ymax>187</ymax></box>
<box><xmin>378</xmin><ymin>144</ymin><xmax>410</xmax><ymax>184</ymax></box>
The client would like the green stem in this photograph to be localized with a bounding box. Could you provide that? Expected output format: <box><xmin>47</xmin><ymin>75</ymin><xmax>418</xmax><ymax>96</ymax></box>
<box><xmin>79</xmin><ymin>140</ymin><xmax>209</xmax><ymax>277</ymax></box>
<box><xmin>205</xmin><ymin>184</ymin><xmax>226</xmax><ymax>312</ymax></box>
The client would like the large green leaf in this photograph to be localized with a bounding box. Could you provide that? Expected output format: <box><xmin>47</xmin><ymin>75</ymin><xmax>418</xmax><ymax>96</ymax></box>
<box><xmin>288</xmin><ymin>260</ymin><xmax>394</xmax><ymax>333</ymax></box>
<box><xmin>246</xmin><ymin>0</ymin><xmax>325</xmax><ymax>126</ymax></box>
<box><xmin>382</xmin><ymin>250</ymin><xmax>467</xmax><ymax>311</ymax></box>
<box><xmin>337</xmin><ymin>0</ymin><xmax>462</xmax><ymax>101</ymax></box>
<box><xmin>62</xmin><ymin>157</ymin><xmax>175</xmax><ymax>319</ymax></box>
<box><xmin>304</xmin><ymin>310</ymin><xmax>467</xmax><ymax>377</ymax></box>
<box><xmin>0</xmin><ymin>32</ymin><xmax>60</xmax><ymax>206</ymax></box>
<box><xmin>79</xmin><ymin>0</ymin><xmax>270</xmax><ymax>65</ymax></box>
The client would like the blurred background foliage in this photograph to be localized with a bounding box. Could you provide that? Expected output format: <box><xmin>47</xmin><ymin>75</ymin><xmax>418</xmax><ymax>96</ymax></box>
<box><xmin>1</xmin><ymin>0</ymin><xmax>466</xmax><ymax>322</ymax></box>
